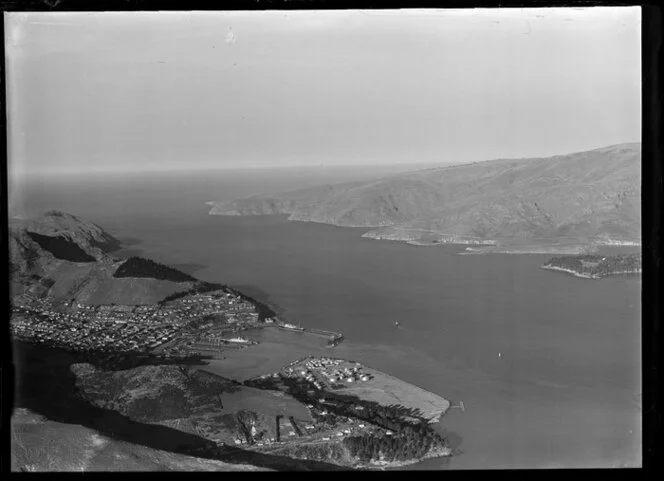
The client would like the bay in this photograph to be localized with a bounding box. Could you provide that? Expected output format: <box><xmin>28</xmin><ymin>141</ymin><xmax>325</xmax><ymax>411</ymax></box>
<box><xmin>11</xmin><ymin>168</ymin><xmax>642</xmax><ymax>469</ymax></box>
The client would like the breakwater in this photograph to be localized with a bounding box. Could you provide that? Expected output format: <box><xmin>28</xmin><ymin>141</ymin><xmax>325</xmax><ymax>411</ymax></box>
<box><xmin>267</xmin><ymin>324</ymin><xmax>344</xmax><ymax>347</ymax></box>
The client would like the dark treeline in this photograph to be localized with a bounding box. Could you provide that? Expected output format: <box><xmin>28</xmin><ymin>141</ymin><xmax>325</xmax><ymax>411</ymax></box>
<box><xmin>343</xmin><ymin>423</ymin><xmax>447</xmax><ymax>463</ymax></box>
<box><xmin>158</xmin><ymin>283</ymin><xmax>277</xmax><ymax>321</ymax></box>
<box><xmin>13</xmin><ymin>337</ymin><xmax>211</xmax><ymax>371</ymax></box>
<box><xmin>222</xmin><ymin>285</ymin><xmax>277</xmax><ymax>321</ymax></box>
<box><xmin>544</xmin><ymin>253</ymin><xmax>641</xmax><ymax>278</ymax></box>
<box><xmin>113</xmin><ymin>257</ymin><xmax>198</xmax><ymax>282</ymax></box>
<box><xmin>158</xmin><ymin>282</ymin><xmax>225</xmax><ymax>304</ymax></box>
<box><xmin>26</xmin><ymin>232</ymin><xmax>96</xmax><ymax>263</ymax></box>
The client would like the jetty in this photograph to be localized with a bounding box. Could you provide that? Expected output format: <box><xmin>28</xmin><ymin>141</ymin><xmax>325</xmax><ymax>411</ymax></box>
<box><xmin>267</xmin><ymin>323</ymin><xmax>344</xmax><ymax>347</ymax></box>
<box><xmin>306</xmin><ymin>327</ymin><xmax>344</xmax><ymax>347</ymax></box>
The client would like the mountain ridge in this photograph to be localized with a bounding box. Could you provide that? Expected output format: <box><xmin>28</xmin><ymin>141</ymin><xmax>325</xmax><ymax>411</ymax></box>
<box><xmin>9</xmin><ymin>211</ymin><xmax>201</xmax><ymax>305</ymax></box>
<box><xmin>208</xmin><ymin>143</ymin><xmax>641</xmax><ymax>249</ymax></box>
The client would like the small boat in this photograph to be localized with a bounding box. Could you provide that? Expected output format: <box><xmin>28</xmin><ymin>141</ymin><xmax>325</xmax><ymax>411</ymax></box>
<box><xmin>395</xmin><ymin>321</ymin><xmax>400</xmax><ymax>327</ymax></box>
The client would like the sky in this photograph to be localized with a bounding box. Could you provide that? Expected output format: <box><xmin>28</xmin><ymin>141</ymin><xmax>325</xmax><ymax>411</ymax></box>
<box><xmin>5</xmin><ymin>8</ymin><xmax>641</xmax><ymax>176</ymax></box>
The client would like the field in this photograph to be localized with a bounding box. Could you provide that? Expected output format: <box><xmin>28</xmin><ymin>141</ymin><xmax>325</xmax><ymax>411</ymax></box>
<box><xmin>281</xmin><ymin>357</ymin><xmax>451</xmax><ymax>424</ymax></box>
<box><xmin>41</xmin><ymin>261</ymin><xmax>195</xmax><ymax>305</ymax></box>
<box><xmin>340</xmin><ymin>365</ymin><xmax>450</xmax><ymax>423</ymax></box>
<box><xmin>222</xmin><ymin>386</ymin><xmax>312</xmax><ymax>421</ymax></box>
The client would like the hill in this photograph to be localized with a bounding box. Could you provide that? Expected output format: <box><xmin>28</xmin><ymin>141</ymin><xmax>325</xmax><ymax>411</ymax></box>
<box><xmin>9</xmin><ymin>211</ymin><xmax>201</xmax><ymax>305</ymax></box>
<box><xmin>11</xmin><ymin>408</ymin><xmax>268</xmax><ymax>472</ymax></box>
<box><xmin>14</xmin><ymin>210</ymin><xmax>122</xmax><ymax>259</ymax></box>
<box><xmin>542</xmin><ymin>253</ymin><xmax>642</xmax><ymax>279</ymax></box>
<box><xmin>113</xmin><ymin>257</ymin><xmax>198</xmax><ymax>283</ymax></box>
<box><xmin>208</xmin><ymin>143</ymin><xmax>641</xmax><ymax>250</ymax></box>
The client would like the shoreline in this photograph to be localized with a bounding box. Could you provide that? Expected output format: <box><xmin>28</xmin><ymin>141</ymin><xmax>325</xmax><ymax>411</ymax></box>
<box><xmin>540</xmin><ymin>265</ymin><xmax>642</xmax><ymax>279</ymax></box>
<box><xmin>206</xmin><ymin>206</ymin><xmax>641</xmax><ymax>254</ymax></box>
<box><xmin>321</xmin><ymin>356</ymin><xmax>451</xmax><ymax>424</ymax></box>
<box><xmin>541</xmin><ymin>265</ymin><xmax>598</xmax><ymax>279</ymax></box>
<box><xmin>358</xmin><ymin>446</ymin><xmax>453</xmax><ymax>469</ymax></box>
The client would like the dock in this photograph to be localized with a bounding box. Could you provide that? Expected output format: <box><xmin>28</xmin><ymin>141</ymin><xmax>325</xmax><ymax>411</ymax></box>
<box><xmin>305</xmin><ymin>327</ymin><xmax>344</xmax><ymax>347</ymax></box>
<box><xmin>266</xmin><ymin>323</ymin><xmax>344</xmax><ymax>347</ymax></box>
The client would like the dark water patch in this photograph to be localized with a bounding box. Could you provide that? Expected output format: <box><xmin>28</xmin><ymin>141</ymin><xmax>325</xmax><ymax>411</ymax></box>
<box><xmin>11</xmin><ymin>342</ymin><xmax>345</xmax><ymax>471</ymax></box>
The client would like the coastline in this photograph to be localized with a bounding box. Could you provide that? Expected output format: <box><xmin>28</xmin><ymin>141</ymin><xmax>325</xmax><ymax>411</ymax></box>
<box><xmin>207</xmin><ymin>205</ymin><xmax>639</xmax><ymax>255</ymax></box>
<box><xmin>359</xmin><ymin>446</ymin><xmax>453</xmax><ymax>469</ymax></box>
<box><xmin>339</xmin><ymin>358</ymin><xmax>451</xmax><ymax>424</ymax></box>
<box><xmin>541</xmin><ymin>265</ymin><xmax>598</xmax><ymax>279</ymax></box>
<box><xmin>540</xmin><ymin>265</ymin><xmax>642</xmax><ymax>279</ymax></box>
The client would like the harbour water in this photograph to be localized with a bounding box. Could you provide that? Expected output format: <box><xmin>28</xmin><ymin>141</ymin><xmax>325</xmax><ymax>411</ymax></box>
<box><xmin>10</xmin><ymin>168</ymin><xmax>642</xmax><ymax>469</ymax></box>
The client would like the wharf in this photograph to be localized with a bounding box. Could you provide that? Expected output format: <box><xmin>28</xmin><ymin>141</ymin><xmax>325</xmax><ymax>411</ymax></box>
<box><xmin>266</xmin><ymin>324</ymin><xmax>343</xmax><ymax>346</ymax></box>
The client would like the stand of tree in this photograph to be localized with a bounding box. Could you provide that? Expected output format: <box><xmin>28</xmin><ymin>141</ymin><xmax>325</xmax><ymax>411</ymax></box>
<box><xmin>26</xmin><ymin>232</ymin><xmax>96</xmax><ymax>263</ymax></box>
<box><xmin>159</xmin><ymin>283</ymin><xmax>277</xmax><ymax>321</ymax></box>
<box><xmin>221</xmin><ymin>286</ymin><xmax>277</xmax><ymax>321</ymax></box>
<box><xmin>113</xmin><ymin>257</ymin><xmax>198</xmax><ymax>282</ymax></box>
<box><xmin>158</xmin><ymin>282</ymin><xmax>225</xmax><ymax>304</ymax></box>
<box><xmin>343</xmin><ymin>423</ymin><xmax>447</xmax><ymax>463</ymax></box>
<box><xmin>544</xmin><ymin>253</ymin><xmax>641</xmax><ymax>278</ymax></box>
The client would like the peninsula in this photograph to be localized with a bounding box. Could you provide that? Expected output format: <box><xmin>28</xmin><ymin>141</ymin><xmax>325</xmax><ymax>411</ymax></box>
<box><xmin>207</xmin><ymin>143</ymin><xmax>641</xmax><ymax>252</ymax></box>
<box><xmin>541</xmin><ymin>254</ymin><xmax>642</xmax><ymax>279</ymax></box>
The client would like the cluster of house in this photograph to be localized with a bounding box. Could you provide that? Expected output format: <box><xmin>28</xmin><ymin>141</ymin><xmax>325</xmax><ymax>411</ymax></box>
<box><xmin>171</xmin><ymin>291</ymin><xmax>260</xmax><ymax>324</ymax></box>
<box><xmin>283</xmin><ymin>357</ymin><xmax>374</xmax><ymax>389</ymax></box>
<box><xmin>10</xmin><ymin>289</ymin><xmax>264</xmax><ymax>355</ymax></box>
<box><xmin>10</xmin><ymin>299</ymin><xmax>183</xmax><ymax>352</ymax></box>
<box><xmin>325</xmin><ymin>365</ymin><xmax>373</xmax><ymax>384</ymax></box>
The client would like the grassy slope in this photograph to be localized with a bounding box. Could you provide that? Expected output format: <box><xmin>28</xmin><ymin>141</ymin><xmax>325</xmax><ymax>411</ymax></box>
<box><xmin>210</xmin><ymin>143</ymin><xmax>640</xmax><ymax>245</ymax></box>
<box><xmin>73</xmin><ymin>363</ymin><xmax>313</xmax><ymax>447</ymax></box>
<box><xmin>36</xmin><ymin>261</ymin><xmax>197</xmax><ymax>305</ymax></box>
<box><xmin>11</xmin><ymin>409</ymin><xmax>267</xmax><ymax>472</ymax></box>
<box><xmin>340</xmin><ymin>366</ymin><xmax>450</xmax><ymax>423</ymax></box>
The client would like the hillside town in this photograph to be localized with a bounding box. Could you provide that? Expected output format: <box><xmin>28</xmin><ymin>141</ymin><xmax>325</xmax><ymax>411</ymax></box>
<box><xmin>10</xmin><ymin>289</ymin><xmax>268</xmax><ymax>355</ymax></box>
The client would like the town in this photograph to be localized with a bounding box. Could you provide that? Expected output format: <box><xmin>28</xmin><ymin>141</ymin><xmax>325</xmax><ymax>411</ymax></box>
<box><xmin>281</xmin><ymin>357</ymin><xmax>374</xmax><ymax>391</ymax></box>
<box><xmin>10</xmin><ymin>289</ymin><xmax>270</xmax><ymax>357</ymax></box>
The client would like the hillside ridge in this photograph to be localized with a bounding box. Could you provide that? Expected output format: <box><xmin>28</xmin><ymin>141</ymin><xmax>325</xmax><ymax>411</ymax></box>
<box><xmin>208</xmin><ymin>143</ymin><xmax>641</xmax><ymax>250</ymax></box>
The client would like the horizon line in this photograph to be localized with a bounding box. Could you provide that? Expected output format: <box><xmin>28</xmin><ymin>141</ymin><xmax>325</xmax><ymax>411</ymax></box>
<box><xmin>10</xmin><ymin>139</ymin><xmax>641</xmax><ymax>179</ymax></box>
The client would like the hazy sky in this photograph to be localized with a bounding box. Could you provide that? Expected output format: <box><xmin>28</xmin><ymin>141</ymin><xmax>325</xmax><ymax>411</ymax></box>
<box><xmin>5</xmin><ymin>8</ymin><xmax>641</xmax><ymax>176</ymax></box>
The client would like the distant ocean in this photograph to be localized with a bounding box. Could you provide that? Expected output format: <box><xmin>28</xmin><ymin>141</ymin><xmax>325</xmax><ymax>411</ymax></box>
<box><xmin>10</xmin><ymin>167</ymin><xmax>642</xmax><ymax>469</ymax></box>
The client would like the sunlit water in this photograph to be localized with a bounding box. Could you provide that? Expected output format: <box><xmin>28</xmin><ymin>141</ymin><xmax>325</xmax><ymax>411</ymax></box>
<box><xmin>10</xmin><ymin>169</ymin><xmax>641</xmax><ymax>469</ymax></box>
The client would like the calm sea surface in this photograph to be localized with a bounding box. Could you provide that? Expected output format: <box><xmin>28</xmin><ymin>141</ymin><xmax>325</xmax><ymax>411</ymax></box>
<box><xmin>10</xmin><ymin>169</ymin><xmax>642</xmax><ymax>469</ymax></box>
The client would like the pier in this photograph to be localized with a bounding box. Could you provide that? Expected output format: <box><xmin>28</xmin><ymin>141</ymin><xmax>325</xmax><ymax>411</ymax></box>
<box><xmin>266</xmin><ymin>323</ymin><xmax>344</xmax><ymax>347</ymax></box>
<box><xmin>295</xmin><ymin>326</ymin><xmax>344</xmax><ymax>347</ymax></box>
